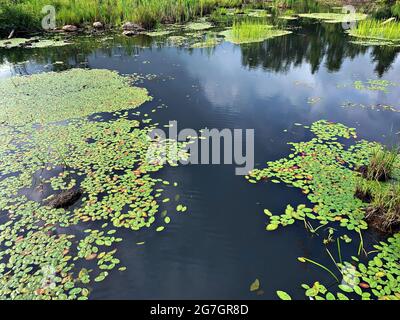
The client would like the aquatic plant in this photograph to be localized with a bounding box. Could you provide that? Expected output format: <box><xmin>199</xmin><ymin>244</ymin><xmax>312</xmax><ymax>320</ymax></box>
<box><xmin>167</xmin><ymin>35</ymin><xmax>188</xmax><ymax>46</ymax></box>
<box><xmin>247</xmin><ymin>120</ymin><xmax>384</xmax><ymax>233</ymax></box>
<box><xmin>190</xmin><ymin>36</ymin><xmax>220</xmax><ymax>48</ymax></box>
<box><xmin>0</xmin><ymin>69</ymin><xmax>189</xmax><ymax>299</ymax></box>
<box><xmin>299</xmin><ymin>233</ymin><xmax>400</xmax><ymax>300</ymax></box>
<box><xmin>144</xmin><ymin>30</ymin><xmax>173</xmax><ymax>37</ymax></box>
<box><xmin>350</xmin><ymin>39</ymin><xmax>400</xmax><ymax>47</ymax></box>
<box><xmin>340</xmin><ymin>101</ymin><xmax>399</xmax><ymax>113</ymax></box>
<box><xmin>220</xmin><ymin>20</ymin><xmax>291</xmax><ymax>44</ymax></box>
<box><xmin>360</xmin><ymin>146</ymin><xmax>398</xmax><ymax>181</ymax></box>
<box><xmin>247</xmin><ymin>9</ymin><xmax>271</xmax><ymax>18</ymax></box>
<box><xmin>0</xmin><ymin>0</ymin><xmax>246</xmax><ymax>35</ymax></box>
<box><xmin>0</xmin><ymin>37</ymin><xmax>70</xmax><ymax>49</ymax></box>
<box><xmin>348</xmin><ymin>19</ymin><xmax>400</xmax><ymax>44</ymax></box>
<box><xmin>0</xmin><ymin>69</ymin><xmax>150</xmax><ymax>126</ymax></box>
<box><xmin>298</xmin><ymin>12</ymin><xmax>368</xmax><ymax>23</ymax></box>
<box><xmin>348</xmin><ymin>79</ymin><xmax>399</xmax><ymax>93</ymax></box>
<box><xmin>185</xmin><ymin>21</ymin><xmax>214</xmax><ymax>31</ymax></box>
<box><xmin>364</xmin><ymin>183</ymin><xmax>400</xmax><ymax>233</ymax></box>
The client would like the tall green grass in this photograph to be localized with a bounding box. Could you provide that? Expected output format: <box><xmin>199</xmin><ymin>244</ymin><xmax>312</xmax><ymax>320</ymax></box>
<box><xmin>231</xmin><ymin>20</ymin><xmax>273</xmax><ymax>42</ymax></box>
<box><xmin>349</xmin><ymin>19</ymin><xmax>400</xmax><ymax>42</ymax></box>
<box><xmin>0</xmin><ymin>0</ymin><xmax>246</xmax><ymax>35</ymax></box>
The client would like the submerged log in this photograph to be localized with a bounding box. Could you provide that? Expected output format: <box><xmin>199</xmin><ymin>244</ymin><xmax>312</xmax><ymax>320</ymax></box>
<box><xmin>44</xmin><ymin>188</ymin><xmax>82</xmax><ymax>209</ymax></box>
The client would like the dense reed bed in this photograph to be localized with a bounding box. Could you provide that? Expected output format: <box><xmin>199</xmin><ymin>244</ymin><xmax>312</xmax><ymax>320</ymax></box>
<box><xmin>0</xmin><ymin>0</ymin><xmax>246</xmax><ymax>35</ymax></box>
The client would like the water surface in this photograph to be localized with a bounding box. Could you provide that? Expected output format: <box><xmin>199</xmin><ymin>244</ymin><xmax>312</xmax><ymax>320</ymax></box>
<box><xmin>1</xmin><ymin>21</ymin><xmax>400</xmax><ymax>299</ymax></box>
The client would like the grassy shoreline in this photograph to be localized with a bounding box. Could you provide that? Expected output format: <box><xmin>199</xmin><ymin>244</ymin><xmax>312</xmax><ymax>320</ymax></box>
<box><xmin>0</xmin><ymin>0</ymin><xmax>247</xmax><ymax>36</ymax></box>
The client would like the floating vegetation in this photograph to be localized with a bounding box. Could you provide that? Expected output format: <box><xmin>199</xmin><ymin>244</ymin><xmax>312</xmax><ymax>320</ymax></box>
<box><xmin>246</xmin><ymin>120</ymin><xmax>391</xmax><ymax>233</ymax></box>
<box><xmin>299</xmin><ymin>233</ymin><xmax>400</xmax><ymax>300</ymax></box>
<box><xmin>167</xmin><ymin>35</ymin><xmax>187</xmax><ymax>46</ymax></box>
<box><xmin>248</xmin><ymin>120</ymin><xmax>400</xmax><ymax>300</ymax></box>
<box><xmin>340</xmin><ymin>101</ymin><xmax>399</xmax><ymax>113</ymax></box>
<box><xmin>247</xmin><ymin>10</ymin><xmax>271</xmax><ymax>18</ymax></box>
<box><xmin>190</xmin><ymin>36</ymin><xmax>221</xmax><ymax>48</ymax></box>
<box><xmin>278</xmin><ymin>15</ymin><xmax>299</xmax><ymax>21</ymax></box>
<box><xmin>276</xmin><ymin>290</ymin><xmax>292</xmax><ymax>300</ymax></box>
<box><xmin>307</xmin><ymin>97</ymin><xmax>322</xmax><ymax>105</ymax></box>
<box><xmin>0</xmin><ymin>69</ymin><xmax>189</xmax><ymax>299</ymax></box>
<box><xmin>0</xmin><ymin>69</ymin><xmax>150</xmax><ymax>126</ymax></box>
<box><xmin>220</xmin><ymin>21</ymin><xmax>291</xmax><ymax>44</ymax></box>
<box><xmin>185</xmin><ymin>21</ymin><xmax>213</xmax><ymax>31</ymax></box>
<box><xmin>250</xmin><ymin>278</ymin><xmax>260</xmax><ymax>292</ymax></box>
<box><xmin>348</xmin><ymin>19</ymin><xmax>400</xmax><ymax>45</ymax></box>
<box><xmin>0</xmin><ymin>37</ymin><xmax>70</xmax><ymax>49</ymax></box>
<box><xmin>144</xmin><ymin>30</ymin><xmax>173</xmax><ymax>37</ymax></box>
<box><xmin>349</xmin><ymin>39</ymin><xmax>399</xmax><ymax>47</ymax></box>
<box><xmin>298</xmin><ymin>12</ymin><xmax>368</xmax><ymax>23</ymax></box>
<box><xmin>352</xmin><ymin>79</ymin><xmax>399</xmax><ymax>93</ymax></box>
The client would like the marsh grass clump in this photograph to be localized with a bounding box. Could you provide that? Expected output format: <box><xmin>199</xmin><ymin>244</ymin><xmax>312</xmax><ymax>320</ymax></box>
<box><xmin>220</xmin><ymin>20</ymin><xmax>291</xmax><ymax>44</ymax></box>
<box><xmin>359</xmin><ymin>146</ymin><xmax>398</xmax><ymax>181</ymax></box>
<box><xmin>365</xmin><ymin>183</ymin><xmax>400</xmax><ymax>233</ymax></box>
<box><xmin>354</xmin><ymin>178</ymin><xmax>373</xmax><ymax>203</ymax></box>
<box><xmin>348</xmin><ymin>19</ymin><xmax>400</xmax><ymax>43</ymax></box>
<box><xmin>354</xmin><ymin>146</ymin><xmax>400</xmax><ymax>233</ymax></box>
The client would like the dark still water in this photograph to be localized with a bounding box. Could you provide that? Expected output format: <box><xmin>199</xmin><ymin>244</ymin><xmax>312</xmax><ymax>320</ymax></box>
<box><xmin>1</xmin><ymin>21</ymin><xmax>400</xmax><ymax>299</ymax></box>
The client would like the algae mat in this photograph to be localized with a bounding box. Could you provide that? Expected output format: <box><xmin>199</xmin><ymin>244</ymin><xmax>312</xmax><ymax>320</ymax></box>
<box><xmin>0</xmin><ymin>69</ymin><xmax>150</xmax><ymax>126</ymax></box>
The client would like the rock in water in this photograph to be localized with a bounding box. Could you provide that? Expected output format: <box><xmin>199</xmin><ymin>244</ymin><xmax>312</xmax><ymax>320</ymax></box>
<box><xmin>62</xmin><ymin>25</ymin><xmax>78</xmax><ymax>32</ymax></box>
<box><xmin>93</xmin><ymin>21</ymin><xmax>103</xmax><ymax>29</ymax></box>
<box><xmin>122</xmin><ymin>30</ymin><xmax>137</xmax><ymax>37</ymax></box>
<box><xmin>122</xmin><ymin>22</ymin><xmax>144</xmax><ymax>32</ymax></box>
<box><xmin>44</xmin><ymin>188</ymin><xmax>82</xmax><ymax>209</ymax></box>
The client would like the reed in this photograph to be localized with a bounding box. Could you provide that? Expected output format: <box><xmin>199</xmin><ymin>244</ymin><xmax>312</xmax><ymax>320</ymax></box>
<box><xmin>0</xmin><ymin>0</ymin><xmax>247</xmax><ymax>35</ymax></box>
<box><xmin>349</xmin><ymin>19</ymin><xmax>400</xmax><ymax>42</ymax></box>
<box><xmin>231</xmin><ymin>20</ymin><xmax>274</xmax><ymax>42</ymax></box>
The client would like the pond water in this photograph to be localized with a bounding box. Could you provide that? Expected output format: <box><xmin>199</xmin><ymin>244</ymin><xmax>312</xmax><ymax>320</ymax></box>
<box><xmin>1</xmin><ymin>20</ymin><xmax>400</xmax><ymax>299</ymax></box>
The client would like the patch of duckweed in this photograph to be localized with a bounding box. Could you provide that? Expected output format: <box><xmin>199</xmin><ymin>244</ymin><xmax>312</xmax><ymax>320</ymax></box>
<box><xmin>185</xmin><ymin>21</ymin><xmax>213</xmax><ymax>31</ymax></box>
<box><xmin>298</xmin><ymin>13</ymin><xmax>368</xmax><ymax>23</ymax></box>
<box><xmin>246</xmin><ymin>120</ymin><xmax>383</xmax><ymax>233</ymax></box>
<box><xmin>0</xmin><ymin>37</ymin><xmax>70</xmax><ymax>49</ymax></box>
<box><xmin>0</xmin><ymin>69</ymin><xmax>150</xmax><ymax>126</ymax></box>
<box><xmin>0</xmin><ymin>69</ymin><xmax>189</xmax><ymax>299</ymax></box>
<box><xmin>298</xmin><ymin>233</ymin><xmax>400</xmax><ymax>300</ymax></box>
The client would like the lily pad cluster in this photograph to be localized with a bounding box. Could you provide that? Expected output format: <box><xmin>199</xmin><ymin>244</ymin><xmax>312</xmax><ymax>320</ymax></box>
<box><xmin>300</xmin><ymin>233</ymin><xmax>400</xmax><ymax>300</ymax></box>
<box><xmin>248</xmin><ymin>120</ymin><xmax>399</xmax><ymax>300</ymax></box>
<box><xmin>0</xmin><ymin>37</ymin><xmax>70</xmax><ymax>49</ymax></box>
<box><xmin>0</xmin><ymin>69</ymin><xmax>188</xmax><ymax>299</ymax></box>
<box><xmin>247</xmin><ymin>120</ymin><xmax>379</xmax><ymax>232</ymax></box>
